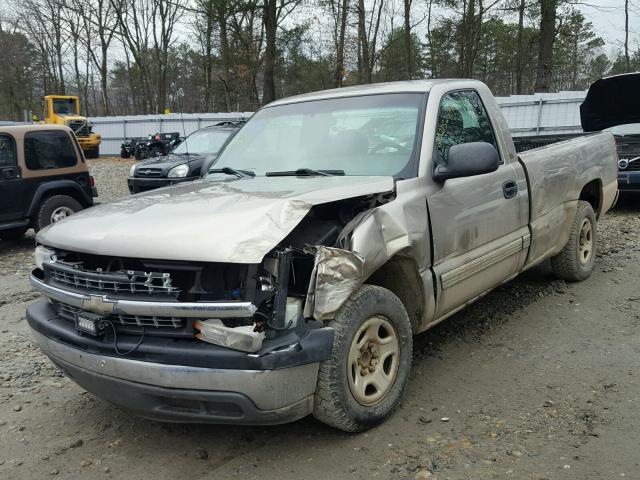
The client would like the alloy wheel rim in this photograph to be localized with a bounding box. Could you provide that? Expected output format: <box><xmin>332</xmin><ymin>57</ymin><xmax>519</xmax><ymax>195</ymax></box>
<box><xmin>578</xmin><ymin>218</ymin><xmax>593</xmax><ymax>265</ymax></box>
<box><xmin>51</xmin><ymin>206</ymin><xmax>74</xmax><ymax>223</ymax></box>
<box><xmin>347</xmin><ymin>315</ymin><xmax>400</xmax><ymax>406</ymax></box>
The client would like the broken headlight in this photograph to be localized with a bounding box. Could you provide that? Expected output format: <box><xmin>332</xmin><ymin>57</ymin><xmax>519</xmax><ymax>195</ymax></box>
<box><xmin>34</xmin><ymin>245</ymin><xmax>56</xmax><ymax>270</ymax></box>
<box><xmin>194</xmin><ymin>320</ymin><xmax>265</xmax><ymax>352</ymax></box>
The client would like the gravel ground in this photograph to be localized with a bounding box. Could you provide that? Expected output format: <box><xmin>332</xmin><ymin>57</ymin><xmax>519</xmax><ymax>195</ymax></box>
<box><xmin>1</xmin><ymin>160</ymin><xmax>639</xmax><ymax>480</ymax></box>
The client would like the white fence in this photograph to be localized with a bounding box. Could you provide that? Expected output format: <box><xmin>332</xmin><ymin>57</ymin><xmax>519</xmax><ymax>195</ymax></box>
<box><xmin>91</xmin><ymin>112</ymin><xmax>253</xmax><ymax>155</ymax></box>
<box><xmin>496</xmin><ymin>91</ymin><xmax>586</xmax><ymax>137</ymax></box>
<box><xmin>4</xmin><ymin>91</ymin><xmax>588</xmax><ymax>155</ymax></box>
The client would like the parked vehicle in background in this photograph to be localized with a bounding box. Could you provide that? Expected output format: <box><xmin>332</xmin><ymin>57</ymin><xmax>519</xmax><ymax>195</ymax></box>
<box><xmin>608</xmin><ymin>123</ymin><xmax>640</xmax><ymax>192</ymax></box>
<box><xmin>580</xmin><ymin>73</ymin><xmax>640</xmax><ymax>194</ymax></box>
<box><xmin>27</xmin><ymin>80</ymin><xmax>617</xmax><ymax>432</ymax></box>
<box><xmin>40</xmin><ymin>95</ymin><xmax>101</xmax><ymax>158</ymax></box>
<box><xmin>0</xmin><ymin>125</ymin><xmax>97</xmax><ymax>241</ymax></box>
<box><xmin>127</xmin><ymin>121</ymin><xmax>244</xmax><ymax>193</ymax></box>
<box><xmin>513</xmin><ymin>73</ymin><xmax>640</xmax><ymax>194</ymax></box>
<box><xmin>120</xmin><ymin>132</ymin><xmax>183</xmax><ymax>160</ymax></box>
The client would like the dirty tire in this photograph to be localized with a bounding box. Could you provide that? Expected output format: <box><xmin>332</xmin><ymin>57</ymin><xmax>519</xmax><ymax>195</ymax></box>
<box><xmin>0</xmin><ymin>227</ymin><xmax>28</xmax><ymax>241</ymax></box>
<box><xmin>35</xmin><ymin>195</ymin><xmax>83</xmax><ymax>232</ymax></box>
<box><xmin>120</xmin><ymin>148</ymin><xmax>130</xmax><ymax>159</ymax></box>
<box><xmin>551</xmin><ymin>200</ymin><xmax>596</xmax><ymax>282</ymax></box>
<box><xmin>313</xmin><ymin>285</ymin><xmax>412</xmax><ymax>432</ymax></box>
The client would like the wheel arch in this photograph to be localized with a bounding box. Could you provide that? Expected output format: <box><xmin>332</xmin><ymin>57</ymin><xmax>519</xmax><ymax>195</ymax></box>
<box><xmin>365</xmin><ymin>253</ymin><xmax>424</xmax><ymax>334</ymax></box>
<box><xmin>579</xmin><ymin>178</ymin><xmax>603</xmax><ymax>218</ymax></box>
<box><xmin>27</xmin><ymin>181</ymin><xmax>92</xmax><ymax>217</ymax></box>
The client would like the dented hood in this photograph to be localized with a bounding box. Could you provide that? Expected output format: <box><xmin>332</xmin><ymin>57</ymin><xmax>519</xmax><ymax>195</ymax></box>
<box><xmin>581</xmin><ymin>73</ymin><xmax>640</xmax><ymax>131</ymax></box>
<box><xmin>37</xmin><ymin>176</ymin><xmax>395</xmax><ymax>263</ymax></box>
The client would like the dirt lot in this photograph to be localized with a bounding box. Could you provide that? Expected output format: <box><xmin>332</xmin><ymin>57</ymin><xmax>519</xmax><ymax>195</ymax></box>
<box><xmin>1</xmin><ymin>158</ymin><xmax>639</xmax><ymax>480</ymax></box>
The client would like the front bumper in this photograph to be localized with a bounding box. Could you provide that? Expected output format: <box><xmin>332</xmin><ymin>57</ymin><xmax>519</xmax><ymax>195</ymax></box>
<box><xmin>127</xmin><ymin>176</ymin><xmax>198</xmax><ymax>194</ymax></box>
<box><xmin>618</xmin><ymin>171</ymin><xmax>640</xmax><ymax>192</ymax></box>
<box><xmin>27</xmin><ymin>300</ymin><xmax>328</xmax><ymax>424</ymax></box>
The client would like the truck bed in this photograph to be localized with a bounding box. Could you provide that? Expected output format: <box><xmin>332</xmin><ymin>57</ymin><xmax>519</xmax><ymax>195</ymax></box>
<box><xmin>518</xmin><ymin>132</ymin><xmax>619</xmax><ymax>265</ymax></box>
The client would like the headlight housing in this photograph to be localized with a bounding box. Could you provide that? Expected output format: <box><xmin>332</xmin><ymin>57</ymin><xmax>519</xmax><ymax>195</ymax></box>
<box><xmin>129</xmin><ymin>164</ymin><xmax>136</xmax><ymax>177</ymax></box>
<box><xmin>34</xmin><ymin>245</ymin><xmax>55</xmax><ymax>270</ymax></box>
<box><xmin>168</xmin><ymin>164</ymin><xmax>189</xmax><ymax>178</ymax></box>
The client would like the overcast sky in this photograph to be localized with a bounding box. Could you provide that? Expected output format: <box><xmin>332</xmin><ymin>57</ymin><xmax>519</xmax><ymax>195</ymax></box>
<box><xmin>578</xmin><ymin>0</ymin><xmax>639</xmax><ymax>53</ymax></box>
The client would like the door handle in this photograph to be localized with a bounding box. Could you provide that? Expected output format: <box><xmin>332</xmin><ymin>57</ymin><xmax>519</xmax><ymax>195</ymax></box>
<box><xmin>502</xmin><ymin>180</ymin><xmax>518</xmax><ymax>199</ymax></box>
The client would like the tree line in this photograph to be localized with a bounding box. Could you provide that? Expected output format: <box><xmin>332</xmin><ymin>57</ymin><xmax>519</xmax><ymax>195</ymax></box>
<box><xmin>0</xmin><ymin>0</ymin><xmax>637</xmax><ymax>120</ymax></box>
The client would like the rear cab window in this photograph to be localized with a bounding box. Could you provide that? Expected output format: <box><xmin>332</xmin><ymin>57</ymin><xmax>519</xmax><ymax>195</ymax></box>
<box><xmin>0</xmin><ymin>133</ymin><xmax>17</xmax><ymax>168</ymax></box>
<box><xmin>24</xmin><ymin>130</ymin><xmax>78</xmax><ymax>170</ymax></box>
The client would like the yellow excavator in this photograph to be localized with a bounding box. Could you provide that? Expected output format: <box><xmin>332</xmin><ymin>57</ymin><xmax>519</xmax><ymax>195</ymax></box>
<box><xmin>40</xmin><ymin>95</ymin><xmax>101</xmax><ymax>158</ymax></box>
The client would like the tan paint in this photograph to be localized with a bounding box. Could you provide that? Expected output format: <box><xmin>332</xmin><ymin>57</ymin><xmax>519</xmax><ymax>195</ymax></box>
<box><xmin>0</xmin><ymin>124</ymin><xmax>87</xmax><ymax>179</ymax></box>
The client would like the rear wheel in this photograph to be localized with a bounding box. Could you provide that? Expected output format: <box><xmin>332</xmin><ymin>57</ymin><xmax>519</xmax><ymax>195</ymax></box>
<box><xmin>313</xmin><ymin>285</ymin><xmax>412</xmax><ymax>432</ymax></box>
<box><xmin>120</xmin><ymin>148</ymin><xmax>130</xmax><ymax>159</ymax></box>
<box><xmin>35</xmin><ymin>195</ymin><xmax>83</xmax><ymax>231</ymax></box>
<box><xmin>551</xmin><ymin>200</ymin><xmax>597</xmax><ymax>281</ymax></box>
<box><xmin>0</xmin><ymin>227</ymin><xmax>28</xmax><ymax>241</ymax></box>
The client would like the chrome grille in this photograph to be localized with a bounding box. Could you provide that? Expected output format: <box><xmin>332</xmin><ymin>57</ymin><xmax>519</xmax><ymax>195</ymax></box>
<box><xmin>44</xmin><ymin>261</ymin><xmax>180</xmax><ymax>295</ymax></box>
<box><xmin>625</xmin><ymin>161</ymin><xmax>640</xmax><ymax>172</ymax></box>
<box><xmin>56</xmin><ymin>301</ymin><xmax>185</xmax><ymax>329</ymax></box>
<box><xmin>136</xmin><ymin>168</ymin><xmax>163</xmax><ymax>177</ymax></box>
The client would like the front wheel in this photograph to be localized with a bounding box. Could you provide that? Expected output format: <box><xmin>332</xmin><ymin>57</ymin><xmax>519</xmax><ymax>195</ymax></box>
<box><xmin>551</xmin><ymin>200</ymin><xmax>597</xmax><ymax>281</ymax></box>
<box><xmin>313</xmin><ymin>285</ymin><xmax>412</xmax><ymax>432</ymax></box>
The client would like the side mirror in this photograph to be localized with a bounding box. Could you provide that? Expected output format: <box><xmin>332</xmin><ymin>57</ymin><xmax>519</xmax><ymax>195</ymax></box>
<box><xmin>433</xmin><ymin>142</ymin><xmax>500</xmax><ymax>182</ymax></box>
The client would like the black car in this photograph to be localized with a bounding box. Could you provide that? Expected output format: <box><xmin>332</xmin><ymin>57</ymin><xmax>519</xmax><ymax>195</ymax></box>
<box><xmin>127</xmin><ymin>121</ymin><xmax>244</xmax><ymax>194</ymax></box>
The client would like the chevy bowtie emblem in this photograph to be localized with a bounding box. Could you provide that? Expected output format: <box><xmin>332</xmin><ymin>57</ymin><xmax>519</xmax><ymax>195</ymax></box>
<box><xmin>81</xmin><ymin>295</ymin><xmax>116</xmax><ymax>315</ymax></box>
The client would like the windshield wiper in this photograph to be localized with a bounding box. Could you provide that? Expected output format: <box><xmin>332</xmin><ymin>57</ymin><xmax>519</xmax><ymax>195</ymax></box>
<box><xmin>265</xmin><ymin>168</ymin><xmax>345</xmax><ymax>177</ymax></box>
<box><xmin>209</xmin><ymin>167</ymin><xmax>255</xmax><ymax>178</ymax></box>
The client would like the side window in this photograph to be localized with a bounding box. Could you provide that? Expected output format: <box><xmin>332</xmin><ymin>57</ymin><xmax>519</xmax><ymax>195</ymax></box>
<box><xmin>0</xmin><ymin>134</ymin><xmax>17</xmax><ymax>168</ymax></box>
<box><xmin>24</xmin><ymin>130</ymin><xmax>77</xmax><ymax>170</ymax></box>
<box><xmin>434</xmin><ymin>90</ymin><xmax>498</xmax><ymax>164</ymax></box>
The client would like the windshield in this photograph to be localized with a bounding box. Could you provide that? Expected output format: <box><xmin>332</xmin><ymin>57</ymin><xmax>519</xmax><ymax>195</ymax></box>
<box><xmin>172</xmin><ymin>129</ymin><xmax>233</xmax><ymax>156</ymax></box>
<box><xmin>209</xmin><ymin>93</ymin><xmax>425</xmax><ymax>177</ymax></box>
<box><xmin>53</xmin><ymin>99</ymin><xmax>78</xmax><ymax>115</ymax></box>
<box><xmin>604</xmin><ymin>123</ymin><xmax>640</xmax><ymax>136</ymax></box>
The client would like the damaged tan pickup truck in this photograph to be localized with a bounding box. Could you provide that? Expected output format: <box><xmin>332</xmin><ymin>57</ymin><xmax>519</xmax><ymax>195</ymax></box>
<box><xmin>27</xmin><ymin>80</ymin><xmax>618</xmax><ymax>432</ymax></box>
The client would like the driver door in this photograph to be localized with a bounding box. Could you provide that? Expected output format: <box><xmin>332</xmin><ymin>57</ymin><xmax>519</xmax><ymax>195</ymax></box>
<box><xmin>427</xmin><ymin>90</ymin><xmax>529</xmax><ymax>318</ymax></box>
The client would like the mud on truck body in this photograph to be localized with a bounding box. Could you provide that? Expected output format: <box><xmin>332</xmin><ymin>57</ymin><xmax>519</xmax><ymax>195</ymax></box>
<box><xmin>27</xmin><ymin>80</ymin><xmax>619</xmax><ymax>432</ymax></box>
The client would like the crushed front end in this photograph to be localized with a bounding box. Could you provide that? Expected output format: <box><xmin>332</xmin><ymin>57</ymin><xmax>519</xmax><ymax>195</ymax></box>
<box><xmin>27</xmin><ymin>246</ymin><xmax>334</xmax><ymax>424</ymax></box>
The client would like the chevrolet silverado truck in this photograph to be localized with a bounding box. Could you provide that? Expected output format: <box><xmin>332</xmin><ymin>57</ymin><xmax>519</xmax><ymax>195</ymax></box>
<box><xmin>27</xmin><ymin>80</ymin><xmax>618</xmax><ymax>432</ymax></box>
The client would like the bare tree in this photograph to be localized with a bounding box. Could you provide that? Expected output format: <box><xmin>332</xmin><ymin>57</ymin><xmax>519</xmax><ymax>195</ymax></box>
<box><xmin>624</xmin><ymin>0</ymin><xmax>630</xmax><ymax>72</ymax></box>
<box><xmin>404</xmin><ymin>0</ymin><xmax>412</xmax><ymax>78</ymax></box>
<box><xmin>333</xmin><ymin>0</ymin><xmax>349</xmax><ymax>87</ymax></box>
<box><xmin>71</xmin><ymin>0</ymin><xmax>117</xmax><ymax>115</ymax></box>
<box><xmin>534</xmin><ymin>0</ymin><xmax>556</xmax><ymax>92</ymax></box>
<box><xmin>356</xmin><ymin>0</ymin><xmax>385</xmax><ymax>84</ymax></box>
<box><xmin>111</xmin><ymin>0</ymin><xmax>186</xmax><ymax>112</ymax></box>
